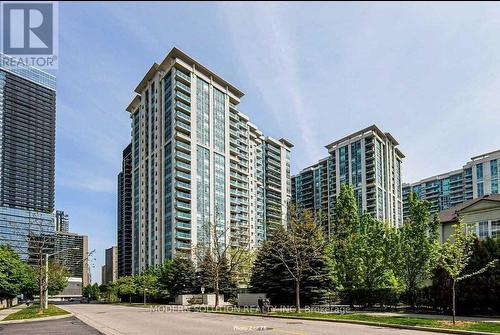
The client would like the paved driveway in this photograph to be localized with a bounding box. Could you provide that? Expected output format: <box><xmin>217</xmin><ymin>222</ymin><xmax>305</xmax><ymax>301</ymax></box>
<box><xmin>59</xmin><ymin>303</ymin><xmax>450</xmax><ymax>335</ymax></box>
<box><xmin>0</xmin><ymin>316</ymin><xmax>101</xmax><ymax>335</ymax></box>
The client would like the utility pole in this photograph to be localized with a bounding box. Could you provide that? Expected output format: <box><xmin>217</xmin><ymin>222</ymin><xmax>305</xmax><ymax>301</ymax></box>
<box><xmin>41</xmin><ymin>247</ymin><xmax>79</xmax><ymax>310</ymax></box>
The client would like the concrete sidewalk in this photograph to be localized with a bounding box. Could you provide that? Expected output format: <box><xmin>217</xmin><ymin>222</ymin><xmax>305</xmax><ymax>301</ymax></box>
<box><xmin>0</xmin><ymin>304</ymin><xmax>26</xmax><ymax>321</ymax></box>
<box><xmin>361</xmin><ymin>311</ymin><xmax>500</xmax><ymax>323</ymax></box>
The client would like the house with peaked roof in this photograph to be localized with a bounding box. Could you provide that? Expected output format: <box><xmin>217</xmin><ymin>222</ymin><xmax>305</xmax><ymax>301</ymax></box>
<box><xmin>438</xmin><ymin>194</ymin><xmax>500</xmax><ymax>243</ymax></box>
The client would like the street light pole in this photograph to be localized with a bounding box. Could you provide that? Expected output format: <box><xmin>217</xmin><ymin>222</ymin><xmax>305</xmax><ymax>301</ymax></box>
<box><xmin>44</xmin><ymin>253</ymin><xmax>49</xmax><ymax>309</ymax></box>
<box><xmin>41</xmin><ymin>246</ymin><xmax>79</xmax><ymax>310</ymax></box>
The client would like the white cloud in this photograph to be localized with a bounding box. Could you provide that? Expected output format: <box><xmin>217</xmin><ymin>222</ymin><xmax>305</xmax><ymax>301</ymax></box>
<box><xmin>218</xmin><ymin>3</ymin><xmax>323</xmax><ymax>163</ymax></box>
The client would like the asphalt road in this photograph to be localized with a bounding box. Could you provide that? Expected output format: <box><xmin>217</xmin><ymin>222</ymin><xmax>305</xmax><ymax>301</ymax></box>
<box><xmin>0</xmin><ymin>316</ymin><xmax>102</xmax><ymax>335</ymax></box>
<box><xmin>58</xmin><ymin>303</ymin><xmax>451</xmax><ymax>335</ymax></box>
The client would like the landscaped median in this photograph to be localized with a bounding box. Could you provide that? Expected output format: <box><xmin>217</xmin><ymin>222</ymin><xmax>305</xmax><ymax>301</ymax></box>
<box><xmin>191</xmin><ymin>307</ymin><xmax>500</xmax><ymax>335</ymax></box>
<box><xmin>2</xmin><ymin>304</ymin><xmax>70</xmax><ymax>322</ymax></box>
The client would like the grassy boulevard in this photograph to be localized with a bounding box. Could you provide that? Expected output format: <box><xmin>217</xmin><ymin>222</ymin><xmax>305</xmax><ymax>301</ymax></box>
<box><xmin>2</xmin><ymin>304</ymin><xmax>69</xmax><ymax>321</ymax></box>
<box><xmin>188</xmin><ymin>307</ymin><xmax>500</xmax><ymax>334</ymax></box>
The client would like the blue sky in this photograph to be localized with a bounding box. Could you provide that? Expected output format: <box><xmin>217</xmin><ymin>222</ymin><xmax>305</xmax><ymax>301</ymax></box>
<box><xmin>55</xmin><ymin>2</ymin><xmax>500</xmax><ymax>283</ymax></box>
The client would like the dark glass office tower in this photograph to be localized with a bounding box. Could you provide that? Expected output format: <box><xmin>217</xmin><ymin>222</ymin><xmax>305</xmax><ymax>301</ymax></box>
<box><xmin>117</xmin><ymin>143</ymin><xmax>132</xmax><ymax>277</ymax></box>
<box><xmin>0</xmin><ymin>54</ymin><xmax>56</xmax><ymax>212</ymax></box>
<box><xmin>0</xmin><ymin>53</ymin><xmax>56</xmax><ymax>259</ymax></box>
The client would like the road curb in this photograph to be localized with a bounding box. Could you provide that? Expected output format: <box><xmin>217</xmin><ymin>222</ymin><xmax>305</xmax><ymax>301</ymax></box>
<box><xmin>0</xmin><ymin>312</ymin><xmax>74</xmax><ymax>324</ymax></box>
<box><xmin>208</xmin><ymin>311</ymin><xmax>498</xmax><ymax>335</ymax></box>
<box><xmin>58</xmin><ymin>306</ymin><xmax>119</xmax><ymax>335</ymax></box>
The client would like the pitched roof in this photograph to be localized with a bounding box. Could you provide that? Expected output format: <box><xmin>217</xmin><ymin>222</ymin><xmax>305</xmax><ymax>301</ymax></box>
<box><xmin>438</xmin><ymin>194</ymin><xmax>500</xmax><ymax>223</ymax></box>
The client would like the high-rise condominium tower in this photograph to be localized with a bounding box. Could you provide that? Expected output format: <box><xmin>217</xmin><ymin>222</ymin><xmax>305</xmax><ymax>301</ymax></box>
<box><xmin>55</xmin><ymin>210</ymin><xmax>70</xmax><ymax>233</ymax></box>
<box><xmin>117</xmin><ymin>143</ymin><xmax>133</xmax><ymax>277</ymax></box>
<box><xmin>403</xmin><ymin>149</ymin><xmax>500</xmax><ymax>217</ymax></box>
<box><xmin>292</xmin><ymin>125</ymin><xmax>404</xmax><ymax>231</ymax></box>
<box><xmin>125</xmin><ymin>48</ymin><xmax>292</xmax><ymax>274</ymax></box>
<box><xmin>0</xmin><ymin>53</ymin><xmax>56</xmax><ymax>260</ymax></box>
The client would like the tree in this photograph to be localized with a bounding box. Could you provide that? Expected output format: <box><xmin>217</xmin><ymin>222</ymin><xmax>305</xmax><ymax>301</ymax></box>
<box><xmin>158</xmin><ymin>257</ymin><xmax>197</xmax><ymax>299</ymax></box>
<box><xmin>358</xmin><ymin>214</ymin><xmax>397</xmax><ymax>293</ymax></box>
<box><xmin>100</xmin><ymin>281</ymin><xmax>119</xmax><ymax>302</ymax></box>
<box><xmin>393</xmin><ymin>193</ymin><xmax>439</xmax><ymax>308</ymax></box>
<box><xmin>440</xmin><ymin>221</ymin><xmax>497</xmax><ymax>324</ymax></box>
<box><xmin>251</xmin><ymin>226</ymin><xmax>335</xmax><ymax>307</ymax></box>
<box><xmin>116</xmin><ymin>276</ymin><xmax>136</xmax><ymax>303</ymax></box>
<box><xmin>83</xmin><ymin>283</ymin><xmax>99</xmax><ymax>301</ymax></box>
<box><xmin>47</xmin><ymin>263</ymin><xmax>70</xmax><ymax>296</ymax></box>
<box><xmin>194</xmin><ymin>215</ymin><xmax>248</xmax><ymax>307</ymax></box>
<box><xmin>331</xmin><ymin>184</ymin><xmax>359</xmax><ymax>239</ymax></box>
<box><xmin>329</xmin><ymin>184</ymin><xmax>362</xmax><ymax>292</ymax></box>
<box><xmin>0</xmin><ymin>245</ymin><xmax>32</xmax><ymax>300</ymax></box>
<box><xmin>135</xmin><ymin>267</ymin><xmax>158</xmax><ymax>304</ymax></box>
<box><xmin>228</xmin><ymin>248</ymin><xmax>255</xmax><ymax>289</ymax></box>
<box><xmin>266</xmin><ymin>207</ymin><xmax>331</xmax><ymax>312</ymax></box>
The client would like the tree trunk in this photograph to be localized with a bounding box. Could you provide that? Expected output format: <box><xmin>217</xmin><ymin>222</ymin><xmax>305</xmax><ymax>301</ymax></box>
<box><xmin>39</xmin><ymin>260</ymin><xmax>44</xmax><ymax>311</ymax></box>
<box><xmin>129</xmin><ymin>294</ymin><xmax>132</xmax><ymax>303</ymax></box>
<box><xmin>295</xmin><ymin>280</ymin><xmax>300</xmax><ymax>313</ymax></box>
<box><xmin>452</xmin><ymin>280</ymin><xmax>456</xmax><ymax>325</ymax></box>
<box><xmin>215</xmin><ymin>273</ymin><xmax>220</xmax><ymax>308</ymax></box>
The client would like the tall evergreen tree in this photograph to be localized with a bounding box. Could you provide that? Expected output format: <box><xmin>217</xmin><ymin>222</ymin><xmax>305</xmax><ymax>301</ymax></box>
<box><xmin>158</xmin><ymin>257</ymin><xmax>197</xmax><ymax>298</ymax></box>
<box><xmin>251</xmin><ymin>208</ymin><xmax>335</xmax><ymax>310</ymax></box>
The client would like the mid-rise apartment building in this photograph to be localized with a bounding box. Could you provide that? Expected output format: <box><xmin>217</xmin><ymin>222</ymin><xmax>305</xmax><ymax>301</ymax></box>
<box><xmin>54</xmin><ymin>232</ymin><xmax>89</xmax><ymax>295</ymax></box>
<box><xmin>403</xmin><ymin>149</ymin><xmax>500</xmax><ymax>217</ymax></box>
<box><xmin>125</xmin><ymin>48</ymin><xmax>292</xmax><ymax>274</ymax></box>
<box><xmin>292</xmin><ymin>125</ymin><xmax>404</xmax><ymax>231</ymax></box>
<box><xmin>102</xmin><ymin>246</ymin><xmax>118</xmax><ymax>284</ymax></box>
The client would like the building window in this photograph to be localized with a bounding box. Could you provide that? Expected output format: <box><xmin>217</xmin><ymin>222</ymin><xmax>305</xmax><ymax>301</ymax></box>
<box><xmin>197</xmin><ymin>146</ymin><xmax>210</xmax><ymax>245</ymax></box>
<box><xmin>350</xmin><ymin>141</ymin><xmax>362</xmax><ymax>187</ymax></box>
<box><xmin>478</xmin><ymin>221</ymin><xmax>488</xmax><ymax>238</ymax></box>
<box><xmin>476</xmin><ymin>163</ymin><xmax>484</xmax><ymax>181</ymax></box>
<box><xmin>339</xmin><ymin>146</ymin><xmax>349</xmax><ymax>184</ymax></box>
<box><xmin>477</xmin><ymin>182</ymin><xmax>484</xmax><ymax>197</ymax></box>
<box><xmin>196</xmin><ymin>78</ymin><xmax>210</xmax><ymax>146</ymax></box>
<box><xmin>214</xmin><ymin>153</ymin><xmax>225</xmax><ymax>246</ymax></box>
<box><xmin>213</xmin><ymin>88</ymin><xmax>225</xmax><ymax>152</ymax></box>
<box><xmin>492</xmin><ymin>220</ymin><xmax>500</xmax><ymax>238</ymax></box>
<box><xmin>491</xmin><ymin>160</ymin><xmax>498</xmax><ymax>194</ymax></box>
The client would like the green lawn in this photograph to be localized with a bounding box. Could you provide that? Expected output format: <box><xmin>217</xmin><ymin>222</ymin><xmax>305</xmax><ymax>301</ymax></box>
<box><xmin>273</xmin><ymin>312</ymin><xmax>500</xmax><ymax>333</ymax></box>
<box><xmin>3</xmin><ymin>304</ymin><xmax>69</xmax><ymax>321</ymax></box>
<box><xmin>205</xmin><ymin>309</ymin><xmax>500</xmax><ymax>334</ymax></box>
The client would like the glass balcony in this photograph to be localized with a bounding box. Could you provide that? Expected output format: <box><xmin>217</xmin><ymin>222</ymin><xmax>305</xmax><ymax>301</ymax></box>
<box><xmin>175</xmin><ymin>190</ymin><xmax>191</xmax><ymax>200</ymax></box>
<box><xmin>176</xmin><ymin>150</ymin><xmax>191</xmax><ymax>162</ymax></box>
<box><xmin>176</xmin><ymin>201</ymin><xmax>191</xmax><ymax>211</ymax></box>
<box><xmin>176</xmin><ymin>211</ymin><xmax>191</xmax><ymax>221</ymax></box>
<box><xmin>175</xmin><ymin>91</ymin><xmax>191</xmax><ymax>104</ymax></box>
<box><xmin>175</xmin><ymin>180</ymin><xmax>191</xmax><ymax>191</ymax></box>
<box><xmin>175</xmin><ymin>171</ymin><xmax>191</xmax><ymax>182</ymax></box>
<box><xmin>175</xmin><ymin>120</ymin><xmax>191</xmax><ymax>134</ymax></box>
<box><xmin>176</xmin><ymin>161</ymin><xmax>191</xmax><ymax>172</ymax></box>
<box><xmin>175</xmin><ymin>140</ymin><xmax>191</xmax><ymax>153</ymax></box>
<box><xmin>176</xmin><ymin>231</ymin><xmax>191</xmax><ymax>240</ymax></box>
<box><xmin>176</xmin><ymin>221</ymin><xmax>191</xmax><ymax>230</ymax></box>
<box><xmin>176</xmin><ymin>81</ymin><xmax>191</xmax><ymax>94</ymax></box>
<box><xmin>175</xmin><ymin>110</ymin><xmax>191</xmax><ymax>123</ymax></box>
<box><xmin>175</xmin><ymin>70</ymin><xmax>191</xmax><ymax>83</ymax></box>
<box><xmin>175</xmin><ymin>241</ymin><xmax>191</xmax><ymax>249</ymax></box>
<box><xmin>176</xmin><ymin>101</ymin><xmax>191</xmax><ymax>113</ymax></box>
